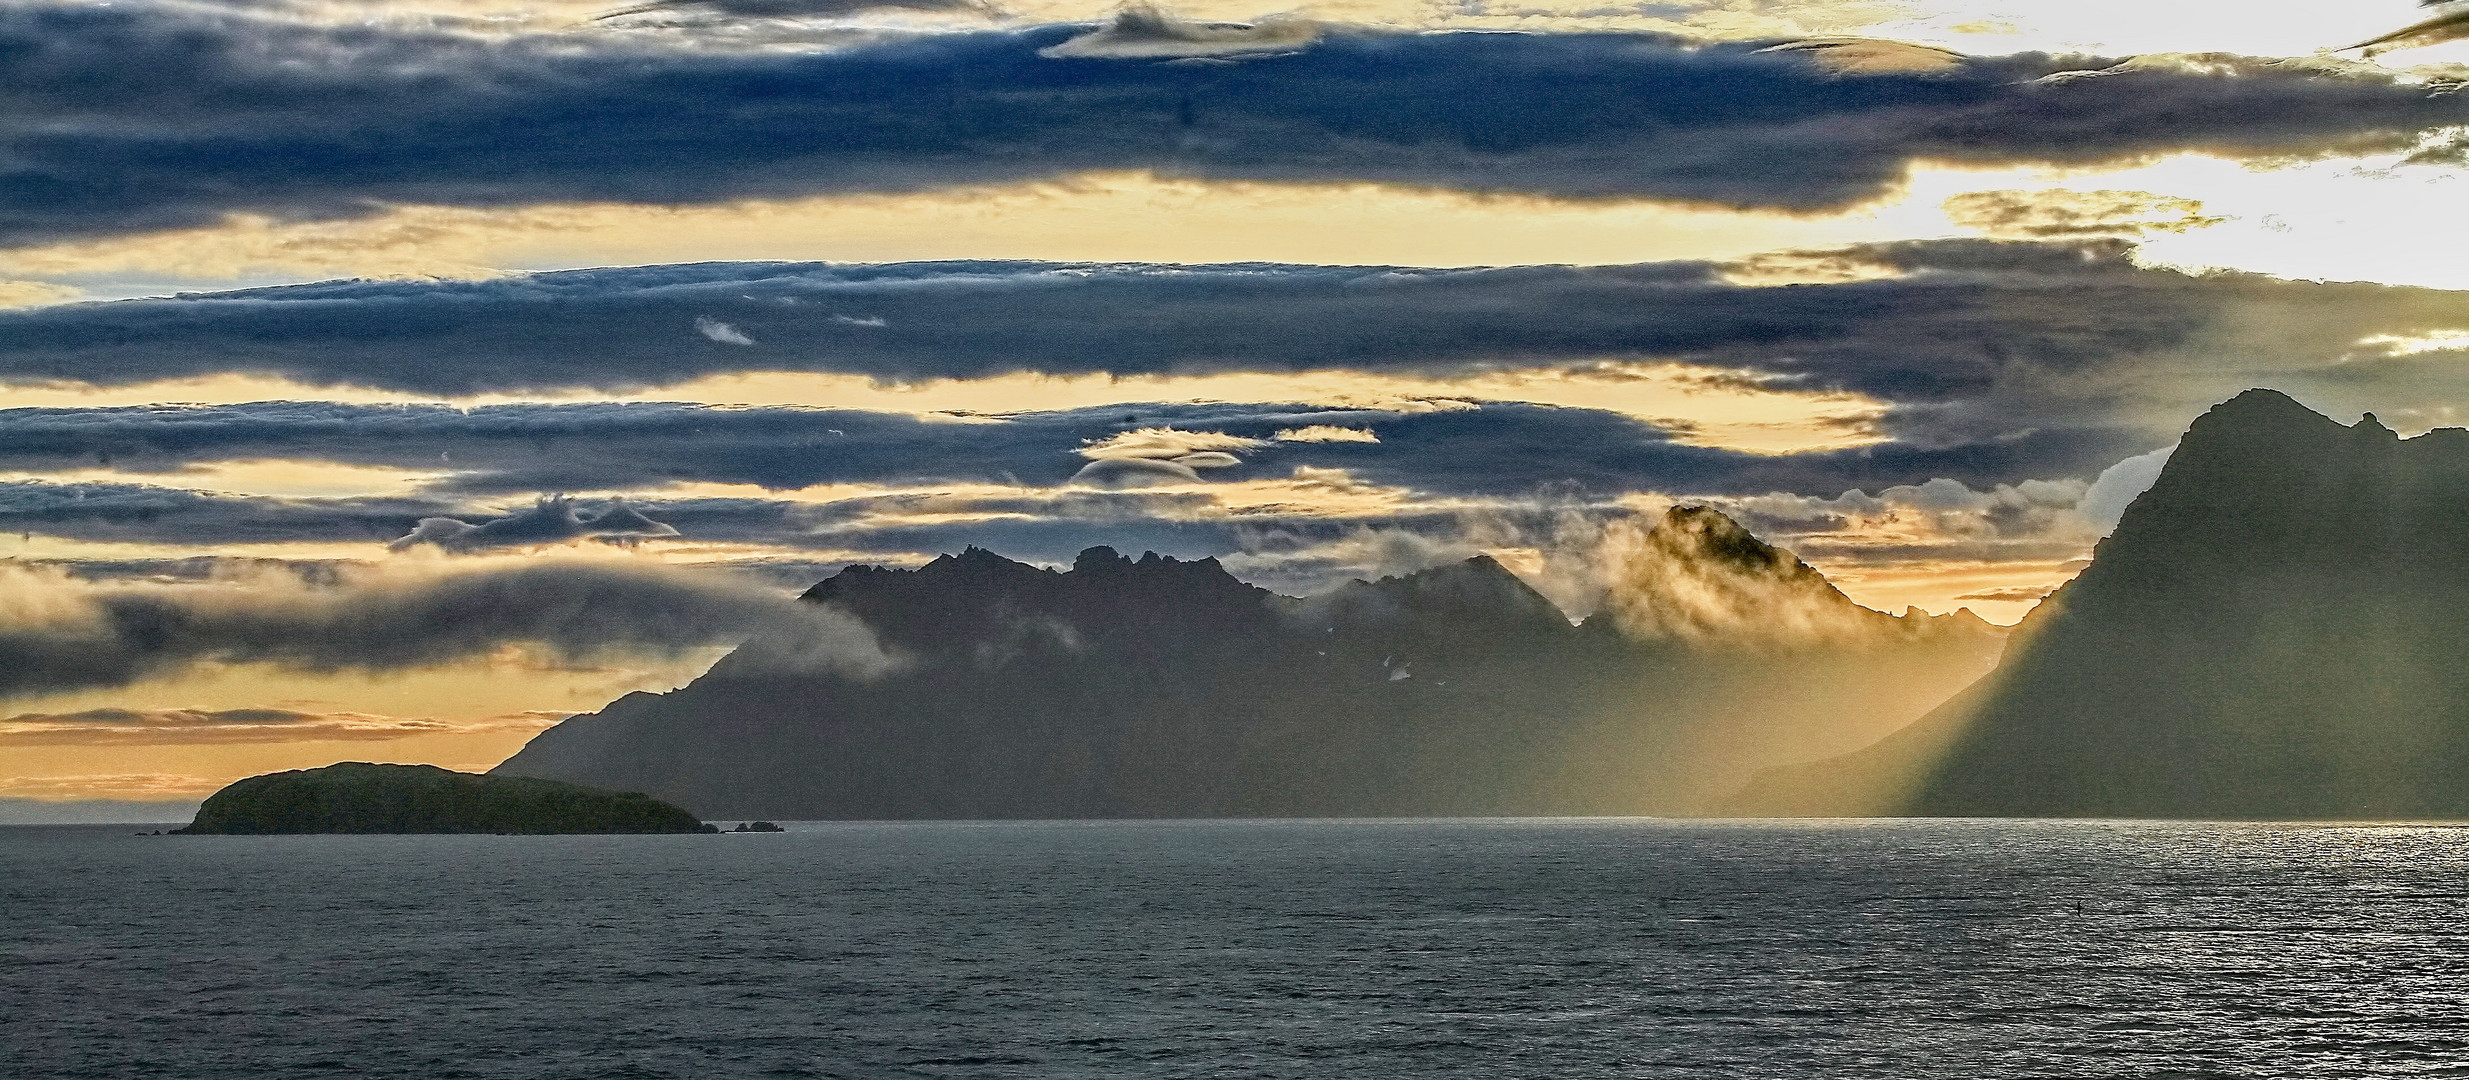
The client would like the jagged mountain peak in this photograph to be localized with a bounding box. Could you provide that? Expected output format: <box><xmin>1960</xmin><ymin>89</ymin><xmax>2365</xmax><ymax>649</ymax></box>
<box><xmin>808</xmin><ymin>545</ymin><xmax>1247</xmax><ymax>602</ymax></box>
<box><xmin>1061</xmin><ymin>545</ymin><xmax>1231</xmax><ymax>576</ymax></box>
<box><xmin>1590</xmin><ymin>504</ymin><xmax>1894</xmax><ymax>646</ymax></box>
<box><xmin>1072</xmin><ymin>545</ymin><xmax>1132</xmax><ymax>572</ymax></box>
<box><xmin>2174</xmin><ymin>389</ymin><xmax>2424</xmax><ymax>466</ymax></box>
<box><xmin>1300</xmin><ymin>553</ymin><xmax>1573</xmax><ymax>636</ymax></box>
<box><xmin>927</xmin><ymin>545</ymin><xmax>1050</xmax><ymax>576</ymax></box>
<box><xmin>1392</xmin><ymin>555</ymin><xmax>1568</xmax><ymax>620</ymax></box>
<box><xmin>794</xmin><ymin>544</ymin><xmax>1275</xmax><ymax>667</ymax></box>
<box><xmin>2202</xmin><ymin>386</ymin><xmax>2322</xmax><ymax>424</ymax></box>
<box><xmin>2079</xmin><ymin>390</ymin><xmax>2469</xmax><ymax>588</ymax></box>
<box><xmin>1376</xmin><ymin>552</ymin><xmax>1530</xmax><ymax>592</ymax></box>
<box><xmin>501</xmin><ymin>517</ymin><xmax>2009</xmax><ymax>818</ymax></box>
<box><xmin>1658</xmin><ymin>505</ymin><xmax>1834</xmax><ymax>585</ymax></box>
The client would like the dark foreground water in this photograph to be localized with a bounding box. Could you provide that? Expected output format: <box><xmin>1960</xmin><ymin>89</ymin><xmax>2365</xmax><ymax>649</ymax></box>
<box><xmin>9</xmin><ymin>819</ymin><xmax>2469</xmax><ymax>1078</ymax></box>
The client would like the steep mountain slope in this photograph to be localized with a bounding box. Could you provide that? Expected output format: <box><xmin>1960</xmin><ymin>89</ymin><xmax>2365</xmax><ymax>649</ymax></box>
<box><xmin>496</xmin><ymin>508</ymin><xmax>2001</xmax><ymax>818</ymax></box>
<box><xmin>1737</xmin><ymin>390</ymin><xmax>2469</xmax><ymax>819</ymax></box>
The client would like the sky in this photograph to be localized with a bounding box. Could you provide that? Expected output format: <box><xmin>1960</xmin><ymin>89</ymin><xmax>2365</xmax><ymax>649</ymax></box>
<box><xmin>3</xmin><ymin>0</ymin><xmax>2468</xmax><ymax>809</ymax></box>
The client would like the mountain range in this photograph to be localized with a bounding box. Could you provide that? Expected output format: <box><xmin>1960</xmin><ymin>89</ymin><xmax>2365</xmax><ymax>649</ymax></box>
<box><xmin>496</xmin><ymin>508</ymin><xmax>2002</xmax><ymax>818</ymax></box>
<box><xmin>504</xmin><ymin>389</ymin><xmax>2469</xmax><ymax>820</ymax></box>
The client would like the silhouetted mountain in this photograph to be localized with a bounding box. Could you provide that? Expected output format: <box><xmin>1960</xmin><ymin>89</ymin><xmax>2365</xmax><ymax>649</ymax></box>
<box><xmin>1736</xmin><ymin>390</ymin><xmax>2469</xmax><ymax>819</ymax></box>
<box><xmin>173</xmin><ymin>763</ymin><xmax>713</xmax><ymax>834</ymax></box>
<box><xmin>496</xmin><ymin>508</ymin><xmax>2002</xmax><ymax>818</ymax></box>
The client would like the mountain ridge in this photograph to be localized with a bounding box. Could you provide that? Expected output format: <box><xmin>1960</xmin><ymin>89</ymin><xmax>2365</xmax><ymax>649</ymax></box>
<box><xmin>497</xmin><ymin>507</ymin><xmax>2002</xmax><ymax>818</ymax></box>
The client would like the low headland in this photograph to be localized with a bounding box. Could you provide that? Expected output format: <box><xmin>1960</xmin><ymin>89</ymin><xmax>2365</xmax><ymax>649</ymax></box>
<box><xmin>173</xmin><ymin>762</ymin><xmax>717</xmax><ymax>835</ymax></box>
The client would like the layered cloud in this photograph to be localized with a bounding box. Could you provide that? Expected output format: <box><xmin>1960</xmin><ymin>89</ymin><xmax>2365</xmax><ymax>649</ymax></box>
<box><xmin>3</xmin><ymin>5</ymin><xmax>2466</xmax><ymax>245</ymax></box>
<box><xmin>1941</xmin><ymin>189</ymin><xmax>2226</xmax><ymax>238</ymax></box>
<box><xmin>0</xmin><ymin>480</ymin><xmax>439</xmax><ymax>547</ymax></box>
<box><xmin>0</xmin><ymin>773</ymin><xmax>227</xmax><ymax>800</ymax></box>
<box><xmin>592</xmin><ymin>0</ymin><xmax>999</xmax><ymax>26</ymax></box>
<box><xmin>1038</xmin><ymin>6</ymin><xmax>1322</xmax><ymax>59</ymax></box>
<box><xmin>8</xmin><ymin>243</ymin><xmax>2467</xmax><ymax>452</ymax></box>
<box><xmin>0</xmin><ymin>707</ymin><xmax>565</xmax><ymax>746</ymax></box>
<box><xmin>1701</xmin><ymin>442</ymin><xmax>2174</xmax><ymax>577</ymax></box>
<box><xmin>391</xmin><ymin>496</ymin><xmax>680</xmax><ymax>552</ymax></box>
<box><xmin>0</xmin><ymin>396</ymin><xmax>2150</xmax><ymax>539</ymax></box>
<box><xmin>18</xmin><ymin>0</ymin><xmax>2459</xmax><ymax>788</ymax></box>
<box><xmin>0</xmin><ymin>238</ymin><xmax>2453</xmax><ymax>621</ymax></box>
<box><xmin>0</xmin><ymin>557</ymin><xmax>897</xmax><ymax>697</ymax></box>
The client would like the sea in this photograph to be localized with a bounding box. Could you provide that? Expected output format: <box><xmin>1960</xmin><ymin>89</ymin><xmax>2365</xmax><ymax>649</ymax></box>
<box><xmin>8</xmin><ymin>818</ymin><xmax>2468</xmax><ymax>1078</ymax></box>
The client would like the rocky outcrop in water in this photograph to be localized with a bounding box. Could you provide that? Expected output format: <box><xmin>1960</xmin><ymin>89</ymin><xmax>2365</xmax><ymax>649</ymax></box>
<box><xmin>174</xmin><ymin>762</ymin><xmax>715</xmax><ymax>834</ymax></box>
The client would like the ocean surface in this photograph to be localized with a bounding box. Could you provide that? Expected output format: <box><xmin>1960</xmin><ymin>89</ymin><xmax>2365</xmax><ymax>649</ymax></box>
<box><xmin>9</xmin><ymin>819</ymin><xmax>2469</xmax><ymax>1078</ymax></box>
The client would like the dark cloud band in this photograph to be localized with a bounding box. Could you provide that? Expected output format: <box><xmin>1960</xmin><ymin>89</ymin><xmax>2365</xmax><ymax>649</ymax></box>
<box><xmin>2</xmin><ymin>7</ymin><xmax>2464</xmax><ymax>243</ymax></box>
<box><xmin>5</xmin><ymin>242</ymin><xmax>2464</xmax><ymax>454</ymax></box>
<box><xmin>0</xmin><ymin>393</ymin><xmax>2148</xmax><ymax>516</ymax></box>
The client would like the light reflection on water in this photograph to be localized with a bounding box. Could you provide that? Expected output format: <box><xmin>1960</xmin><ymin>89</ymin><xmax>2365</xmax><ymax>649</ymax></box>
<box><xmin>8</xmin><ymin>818</ymin><xmax>2469</xmax><ymax>1078</ymax></box>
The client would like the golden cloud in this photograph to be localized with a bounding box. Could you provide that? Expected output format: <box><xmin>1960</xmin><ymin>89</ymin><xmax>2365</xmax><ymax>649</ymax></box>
<box><xmin>0</xmin><ymin>707</ymin><xmax>567</xmax><ymax>746</ymax></box>
<box><xmin>1943</xmin><ymin>189</ymin><xmax>2228</xmax><ymax>239</ymax></box>
<box><xmin>1274</xmin><ymin>425</ymin><xmax>1381</xmax><ymax>443</ymax></box>
<box><xmin>0</xmin><ymin>280</ymin><xmax>82</xmax><ymax>308</ymax></box>
<box><xmin>0</xmin><ymin>175</ymin><xmax>1904</xmax><ymax>286</ymax></box>
<box><xmin>0</xmin><ymin>773</ymin><xmax>228</xmax><ymax>800</ymax></box>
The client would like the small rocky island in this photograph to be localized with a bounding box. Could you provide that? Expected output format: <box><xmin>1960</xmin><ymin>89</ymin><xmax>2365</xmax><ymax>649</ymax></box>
<box><xmin>174</xmin><ymin>763</ymin><xmax>717</xmax><ymax>835</ymax></box>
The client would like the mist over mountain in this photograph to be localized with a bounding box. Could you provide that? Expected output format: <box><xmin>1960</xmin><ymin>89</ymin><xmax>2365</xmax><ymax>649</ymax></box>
<box><xmin>1737</xmin><ymin>390</ymin><xmax>2469</xmax><ymax>819</ymax></box>
<box><xmin>496</xmin><ymin>507</ymin><xmax>2001</xmax><ymax>818</ymax></box>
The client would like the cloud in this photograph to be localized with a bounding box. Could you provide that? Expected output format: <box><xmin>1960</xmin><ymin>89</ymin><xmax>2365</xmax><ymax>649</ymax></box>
<box><xmin>1039</xmin><ymin>5</ymin><xmax>1323</xmax><ymax>59</ymax></box>
<box><xmin>1362</xmin><ymin>500</ymin><xmax>1985</xmax><ymax>643</ymax></box>
<box><xmin>0</xmin><ymin>773</ymin><xmax>227</xmax><ymax>800</ymax></box>
<box><xmin>0</xmin><ymin>395</ymin><xmax>2273</xmax><ymax>557</ymax></box>
<box><xmin>0</xmin><ymin>456</ymin><xmax>2166</xmax><ymax>620</ymax></box>
<box><xmin>2347</xmin><ymin>5</ymin><xmax>2469</xmax><ymax>57</ymax></box>
<box><xmin>1171</xmin><ymin>451</ymin><xmax>1242</xmax><ymax>468</ymax></box>
<box><xmin>1067</xmin><ymin>423</ymin><xmax>1264</xmax><ymax>485</ymax></box>
<box><xmin>1943</xmin><ymin>189</ymin><xmax>2228</xmax><ymax>239</ymax></box>
<box><xmin>1068</xmin><ymin>456</ymin><xmax>1204</xmax><ymax>487</ymax></box>
<box><xmin>1078</xmin><ymin>427</ymin><xmax>1265</xmax><ymax>459</ymax></box>
<box><xmin>0</xmin><ymin>280</ymin><xmax>80</xmax><ymax>308</ymax></box>
<box><xmin>1952</xmin><ymin>586</ymin><xmax>2057</xmax><ymax>603</ymax></box>
<box><xmin>2073</xmin><ymin>443</ymin><xmax>2174</xmax><ymax>535</ymax></box>
<box><xmin>0</xmin><ymin>479</ymin><xmax>438</xmax><ymax>546</ymax></box>
<box><xmin>8</xmin><ymin>556</ymin><xmax>357</xmax><ymax>585</ymax></box>
<box><xmin>389</xmin><ymin>495</ymin><xmax>682</xmax><ymax>552</ymax></box>
<box><xmin>1685</xmin><ymin>442</ymin><xmax>2176</xmax><ymax>570</ymax></box>
<box><xmin>584</xmin><ymin>499</ymin><xmax>687</xmax><ymax>541</ymax></box>
<box><xmin>1755</xmin><ymin>38</ymin><xmax>1967</xmax><ymax>75</ymax></box>
<box><xmin>0</xmin><ymin>556</ymin><xmax>899</xmax><ymax>698</ymax></box>
<box><xmin>2</xmin><ymin>10</ymin><xmax>2466</xmax><ymax>244</ymax></box>
<box><xmin>1717</xmin><ymin>476</ymin><xmax>2103</xmax><ymax>565</ymax></box>
<box><xmin>1219</xmin><ymin>524</ymin><xmax>1481</xmax><ymax>596</ymax></box>
<box><xmin>695</xmin><ymin>317</ymin><xmax>756</xmax><ymax>345</ymax></box>
<box><xmin>0</xmin><ymin>707</ymin><xmax>563</xmax><ymax>745</ymax></box>
<box><xmin>1583</xmin><ymin>506</ymin><xmax>1896</xmax><ymax>645</ymax></box>
<box><xmin>0</xmin><ymin>401</ymin><xmax>1364</xmax><ymax>502</ymax></box>
<box><xmin>2352</xmin><ymin>329</ymin><xmax>2469</xmax><ymax>359</ymax></box>
<box><xmin>1275</xmin><ymin>425</ymin><xmax>1378</xmax><ymax>443</ymax></box>
<box><xmin>592</xmin><ymin>0</ymin><xmax>994</xmax><ymax>24</ymax></box>
<box><xmin>0</xmin><ymin>795</ymin><xmax>203</xmax><ymax>822</ymax></box>
<box><xmin>9</xmin><ymin>243</ymin><xmax>2467</xmax><ymax>472</ymax></box>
